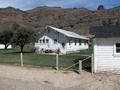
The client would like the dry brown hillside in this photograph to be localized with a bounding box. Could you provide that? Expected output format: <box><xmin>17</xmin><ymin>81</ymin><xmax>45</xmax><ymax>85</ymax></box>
<box><xmin>0</xmin><ymin>7</ymin><xmax>32</xmax><ymax>28</ymax></box>
<box><xmin>0</xmin><ymin>6</ymin><xmax>119</xmax><ymax>37</ymax></box>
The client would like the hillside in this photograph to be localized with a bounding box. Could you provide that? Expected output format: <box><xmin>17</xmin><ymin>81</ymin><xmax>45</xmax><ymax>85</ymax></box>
<box><xmin>0</xmin><ymin>7</ymin><xmax>32</xmax><ymax>28</ymax></box>
<box><xmin>0</xmin><ymin>6</ymin><xmax>119</xmax><ymax>37</ymax></box>
<box><xmin>111</xmin><ymin>6</ymin><xmax>120</xmax><ymax>10</ymax></box>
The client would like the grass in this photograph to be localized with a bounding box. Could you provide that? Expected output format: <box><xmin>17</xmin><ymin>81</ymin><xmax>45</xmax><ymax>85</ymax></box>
<box><xmin>0</xmin><ymin>46</ymin><xmax>92</xmax><ymax>70</ymax></box>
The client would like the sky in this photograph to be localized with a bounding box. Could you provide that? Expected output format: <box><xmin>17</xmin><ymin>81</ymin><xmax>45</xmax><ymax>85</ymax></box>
<box><xmin>0</xmin><ymin>0</ymin><xmax>120</xmax><ymax>10</ymax></box>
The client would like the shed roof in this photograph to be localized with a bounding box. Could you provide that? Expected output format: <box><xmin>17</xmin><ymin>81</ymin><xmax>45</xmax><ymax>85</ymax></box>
<box><xmin>46</xmin><ymin>25</ymin><xmax>88</xmax><ymax>40</ymax></box>
<box><xmin>90</xmin><ymin>26</ymin><xmax>120</xmax><ymax>38</ymax></box>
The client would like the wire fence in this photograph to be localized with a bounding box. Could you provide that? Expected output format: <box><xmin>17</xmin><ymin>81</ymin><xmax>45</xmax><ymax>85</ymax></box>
<box><xmin>0</xmin><ymin>49</ymin><xmax>92</xmax><ymax>72</ymax></box>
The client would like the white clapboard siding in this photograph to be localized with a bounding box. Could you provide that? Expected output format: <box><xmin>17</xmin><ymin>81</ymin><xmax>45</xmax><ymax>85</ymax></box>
<box><xmin>93</xmin><ymin>38</ymin><xmax>120</xmax><ymax>73</ymax></box>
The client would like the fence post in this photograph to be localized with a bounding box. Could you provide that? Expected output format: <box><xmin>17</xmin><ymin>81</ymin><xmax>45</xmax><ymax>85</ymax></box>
<box><xmin>56</xmin><ymin>54</ymin><xmax>59</xmax><ymax>71</ymax></box>
<box><xmin>20</xmin><ymin>53</ymin><xmax>23</xmax><ymax>67</ymax></box>
<box><xmin>79</xmin><ymin>60</ymin><xmax>82</xmax><ymax>74</ymax></box>
<box><xmin>91</xmin><ymin>53</ymin><xmax>94</xmax><ymax>74</ymax></box>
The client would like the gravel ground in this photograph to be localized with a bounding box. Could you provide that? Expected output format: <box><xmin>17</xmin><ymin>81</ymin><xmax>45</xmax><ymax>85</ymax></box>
<box><xmin>0</xmin><ymin>65</ymin><xmax>120</xmax><ymax>90</ymax></box>
<box><xmin>0</xmin><ymin>77</ymin><xmax>61</xmax><ymax>90</ymax></box>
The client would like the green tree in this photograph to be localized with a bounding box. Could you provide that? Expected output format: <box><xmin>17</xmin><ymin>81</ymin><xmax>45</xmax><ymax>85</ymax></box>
<box><xmin>102</xmin><ymin>20</ymin><xmax>107</xmax><ymax>26</ymax></box>
<box><xmin>12</xmin><ymin>26</ymin><xmax>36</xmax><ymax>53</ymax></box>
<box><xmin>97</xmin><ymin>5</ymin><xmax>105</xmax><ymax>11</ymax></box>
<box><xmin>107</xmin><ymin>18</ymin><xmax>113</xmax><ymax>25</ymax></box>
<box><xmin>102</xmin><ymin>19</ymin><xmax>113</xmax><ymax>26</ymax></box>
<box><xmin>0</xmin><ymin>28</ymin><xmax>13</xmax><ymax>49</ymax></box>
<box><xmin>12</xmin><ymin>23</ymin><xmax>20</xmax><ymax>30</ymax></box>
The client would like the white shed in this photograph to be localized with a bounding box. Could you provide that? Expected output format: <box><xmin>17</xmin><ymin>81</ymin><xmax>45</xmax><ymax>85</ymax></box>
<box><xmin>91</xmin><ymin>26</ymin><xmax>120</xmax><ymax>73</ymax></box>
<box><xmin>35</xmin><ymin>25</ymin><xmax>89</xmax><ymax>54</ymax></box>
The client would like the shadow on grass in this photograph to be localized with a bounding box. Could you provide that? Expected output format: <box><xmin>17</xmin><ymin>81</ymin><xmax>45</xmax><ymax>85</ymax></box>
<box><xmin>73</xmin><ymin>57</ymin><xmax>91</xmax><ymax>72</ymax></box>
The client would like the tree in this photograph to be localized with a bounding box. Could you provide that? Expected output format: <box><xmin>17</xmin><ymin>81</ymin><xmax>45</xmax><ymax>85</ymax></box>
<box><xmin>107</xmin><ymin>18</ymin><xmax>113</xmax><ymax>25</ymax></box>
<box><xmin>0</xmin><ymin>28</ymin><xmax>13</xmax><ymax>49</ymax></box>
<box><xmin>97</xmin><ymin>5</ymin><xmax>105</xmax><ymax>11</ymax></box>
<box><xmin>102</xmin><ymin>19</ymin><xmax>113</xmax><ymax>26</ymax></box>
<box><xmin>102</xmin><ymin>20</ymin><xmax>107</xmax><ymax>26</ymax></box>
<box><xmin>116</xmin><ymin>20</ymin><xmax>120</xmax><ymax>26</ymax></box>
<box><xmin>12</xmin><ymin>26</ymin><xmax>36</xmax><ymax>53</ymax></box>
<box><xmin>12</xmin><ymin>23</ymin><xmax>20</xmax><ymax>30</ymax></box>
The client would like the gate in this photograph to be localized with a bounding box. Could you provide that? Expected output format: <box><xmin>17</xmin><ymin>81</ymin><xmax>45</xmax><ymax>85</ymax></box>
<box><xmin>56</xmin><ymin>54</ymin><xmax>92</xmax><ymax>74</ymax></box>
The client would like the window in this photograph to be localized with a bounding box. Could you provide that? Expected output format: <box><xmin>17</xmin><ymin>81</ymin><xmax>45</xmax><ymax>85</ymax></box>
<box><xmin>43</xmin><ymin>39</ymin><xmax>45</xmax><ymax>43</ymax></box>
<box><xmin>46</xmin><ymin>39</ymin><xmax>49</xmax><ymax>43</ymax></box>
<box><xmin>79</xmin><ymin>40</ymin><xmax>81</xmax><ymax>45</ymax></box>
<box><xmin>62</xmin><ymin>43</ymin><xmax>65</xmax><ymax>48</ymax></box>
<box><xmin>84</xmin><ymin>40</ymin><xmax>86</xmax><ymax>45</ymax></box>
<box><xmin>69</xmin><ymin>40</ymin><xmax>72</xmax><ymax>45</ymax></box>
<box><xmin>114</xmin><ymin>43</ymin><xmax>120</xmax><ymax>56</ymax></box>
<box><xmin>84</xmin><ymin>40</ymin><xmax>88</xmax><ymax>45</ymax></box>
<box><xmin>39</xmin><ymin>40</ymin><xmax>42</xmax><ymax>43</ymax></box>
<box><xmin>75</xmin><ymin>39</ymin><xmax>77</xmax><ymax>46</ymax></box>
<box><xmin>54</xmin><ymin>39</ymin><xmax>57</xmax><ymax>44</ymax></box>
<box><xmin>116</xmin><ymin>43</ymin><xmax>120</xmax><ymax>53</ymax></box>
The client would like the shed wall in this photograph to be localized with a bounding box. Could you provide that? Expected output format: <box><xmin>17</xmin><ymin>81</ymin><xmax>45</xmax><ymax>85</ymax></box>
<box><xmin>94</xmin><ymin>38</ymin><xmax>120</xmax><ymax>73</ymax></box>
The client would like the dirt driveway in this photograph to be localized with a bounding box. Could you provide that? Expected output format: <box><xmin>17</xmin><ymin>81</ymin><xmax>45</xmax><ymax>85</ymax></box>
<box><xmin>0</xmin><ymin>65</ymin><xmax>120</xmax><ymax>90</ymax></box>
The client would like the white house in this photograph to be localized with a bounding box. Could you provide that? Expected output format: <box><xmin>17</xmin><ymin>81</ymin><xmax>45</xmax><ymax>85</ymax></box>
<box><xmin>35</xmin><ymin>25</ymin><xmax>89</xmax><ymax>54</ymax></box>
<box><xmin>91</xmin><ymin>26</ymin><xmax>120</xmax><ymax>74</ymax></box>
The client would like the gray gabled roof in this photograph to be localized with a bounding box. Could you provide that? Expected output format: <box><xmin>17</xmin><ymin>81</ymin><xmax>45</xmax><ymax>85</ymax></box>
<box><xmin>46</xmin><ymin>25</ymin><xmax>88</xmax><ymax>40</ymax></box>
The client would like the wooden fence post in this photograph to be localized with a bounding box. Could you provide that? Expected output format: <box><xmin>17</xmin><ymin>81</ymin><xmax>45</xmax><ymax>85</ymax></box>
<box><xmin>56</xmin><ymin>54</ymin><xmax>59</xmax><ymax>71</ymax></box>
<box><xmin>20</xmin><ymin>53</ymin><xmax>23</xmax><ymax>67</ymax></box>
<box><xmin>91</xmin><ymin>53</ymin><xmax>94</xmax><ymax>74</ymax></box>
<box><xmin>79</xmin><ymin>60</ymin><xmax>82</xmax><ymax>74</ymax></box>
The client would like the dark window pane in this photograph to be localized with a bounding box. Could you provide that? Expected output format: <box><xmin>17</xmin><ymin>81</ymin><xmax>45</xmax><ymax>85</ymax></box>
<box><xmin>62</xmin><ymin>43</ymin><xmax>65</xmax><ymax>48</ymax></box>
<box><xmin>116</xmin><ymin>43</ymin><xmax>120</xmax><ymax>47</ymax></box>
<box><xmin>69</xmin><ymin>39</ymin><xmax>72</xmax><ymax>45</ymax></box>
<box><xmin>39</xmin><ymin>40</ymin><xmax>42</xmax><ymax>43</ymax></box>
<box><xmin>43</xmin><ymin>39</ymin><xmax>45</xmax><ymax>43</ymax></box>
<box><xmin>116</xmin><ymin>49</ymin><xmax>120</xmax><ymax>53</ymax></box>
<box><xmin>75</xmin><ymin>39</ymin><xmax>77</xmax><ymax>45</ymax></box>
<box><xmin>54</xmin><ymin>39</ymin><xmax>57</xmax><ymax>44</ymax></box>
<box><xmin>46</xmin><ymin>39</ymin><xmax>49</xmax><ymax>43</ymax></box>
<box><xmin>116</xmin><ymin>43</ymin><xmax>120</xmax><ymax>53</ymax></box>
<box><xmin>79</xmin><ymin>40</ymin><xmax>81</xmax><ymax>45</ymax></box>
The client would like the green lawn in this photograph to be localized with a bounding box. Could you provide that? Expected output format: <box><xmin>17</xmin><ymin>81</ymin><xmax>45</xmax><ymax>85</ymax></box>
<box><xmin>0</xmin><ymin>46</ymin><xmax>92</xmax><ymax>70</ymax></box>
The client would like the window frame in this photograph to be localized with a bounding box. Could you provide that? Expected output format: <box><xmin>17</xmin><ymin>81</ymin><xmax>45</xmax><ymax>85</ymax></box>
<box><xmin>46</xmin><ymin>39</ymin><xmax>49</xmax><ymax>43</ymax></box>
<box><xmin>69</xmin><ymin>39</ymin><xmax>72</xmax><ymax>46</ymax></box>
<box><xmin>39</xmin><ymin>40</ymin><xmax>42</xmax><ymax>43</ymax></box>
<box><xmin>114</xmin><ymin>43</ymin><xmax>120</xmax><ymax>56</ymax></box>
<box><xmin>54</xmin><ymin>39</ymin><xmax>57</xmax><ymax>44</ymax></box>
<box><xmin>84</xmin><ymin>40</ymin><xmax>88</xmax><ymax>45</ymax></box>
<box><xmin>75</xmin><ymin>39</ymin><xmax>77</xmax><ymax>46</ymax></box>
<box><xmin>79</xmin><ymin>39</ymin><xmax>81</xmax><ymax>45</ymax></box>
<box><xmin>62</xmin><ymin>43</ymin><xmax>65</xmax><ymax>48</ymax></box>
<box><xmin>43</xmin><ymin>39</ymin><xmax>45</xmax><ymax>43</ymax></box>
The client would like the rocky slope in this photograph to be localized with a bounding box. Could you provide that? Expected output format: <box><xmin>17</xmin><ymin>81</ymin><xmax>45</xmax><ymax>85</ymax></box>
<box><xmin>0</xmin><ymin>6</ymin><xmax>119</xmax><ymax>37</ymax></box>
